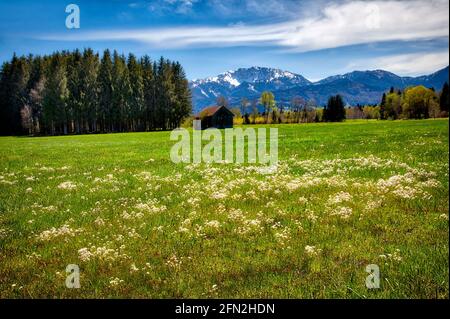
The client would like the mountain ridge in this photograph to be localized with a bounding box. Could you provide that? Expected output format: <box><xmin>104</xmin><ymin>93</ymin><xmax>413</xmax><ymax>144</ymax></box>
<box><xmin>190</xmin><ymin>66</ymin><xmax>449</xmax><ymax>111</ymax></box>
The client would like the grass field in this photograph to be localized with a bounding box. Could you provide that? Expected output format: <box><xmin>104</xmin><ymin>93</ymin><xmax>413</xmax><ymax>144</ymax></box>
<box><xmin>0</xmin><ymin>119</ymin><xmax>448</xmax><ymax>298</ymax></box>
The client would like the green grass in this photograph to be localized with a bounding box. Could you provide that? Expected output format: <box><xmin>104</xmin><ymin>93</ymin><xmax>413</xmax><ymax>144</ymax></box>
<box><xmin>0</xmin><ymin>119</ymin><xmax>448</xmax><ymax>298</ymax></box>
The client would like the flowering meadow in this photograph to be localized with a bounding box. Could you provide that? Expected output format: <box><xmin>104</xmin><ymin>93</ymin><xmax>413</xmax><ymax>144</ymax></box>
<box><xmin>0</xmin><ymin>119</ymin><xmax>448</xmax><ymax>298</ymax></box>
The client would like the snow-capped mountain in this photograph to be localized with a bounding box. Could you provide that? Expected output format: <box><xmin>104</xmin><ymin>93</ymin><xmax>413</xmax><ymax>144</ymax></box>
<box><xmin>190</xmin><ymin>67</ymin><xmax>311</xmax><ymax>110</ymax></box>
<box><xmin>192</xmin><ymin>66</ymin><xmax>311</xmax><ymax>88</ymax></box>
<box><xmin>315</xmin><ymin>70</ymin><xmax>410</xmax><ymax>89</ymax></box>
<box><xmin>190</xmin><ymin>66</ymin><xmax>449</xmax><ymax>111</ymax></box>
<box><xmin>279</xmin><ymin>67</ymin><xmax>449</xmax><ymax>106</ymax></box>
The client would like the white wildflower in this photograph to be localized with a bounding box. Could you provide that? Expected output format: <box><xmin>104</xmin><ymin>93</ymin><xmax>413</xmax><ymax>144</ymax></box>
<box><xmin>38</xmin><ymin>224</ymin><xmax>82</xmax><ymax>241</ymax></box>
<box><xmin>330</xmin><ymin>206</ymin><xmax>352</xmax><ymax>219</ymax></box>
<box><xmin>57</xmin><ymin>181</ymin><xmax>77</xmax><ymax>191</ymax></box>
<box><xmin>130</xmin><ymin>263</ymin><xmax>139</xmax><ymax>273</ymax></box>
<box><xmin>305</xmin><ymin>245</ymin><xmax>322</xmax><ymax>257</ymax></box>
<box><xmin>109</xmin><ymin>277</ymin><xmax>124</xmax><ymax>287</ymax></box>
<box><xmin>94</xmin><ymin>217</ymin><xmax>105</xmax><ymax>226</ymax></box>
<box><xmin>328</xmin><ymin>191</ymin><xmax>352</xmax><ymax>205</ymax></box>
<box><xmin>78</xmin><ymin>248</ymin><xmax>93</xmax><ymax>262</ymax></box>
<box><xmin>205</xmin><ymin>220</ymin><xmax>221</xmax><ymax>229</ymax></box>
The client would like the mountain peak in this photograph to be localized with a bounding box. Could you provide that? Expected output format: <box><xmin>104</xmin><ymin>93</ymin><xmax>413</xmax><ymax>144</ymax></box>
<box><xmin>190</xmin><ymin>66</ymin><xmax>313</xmax><ymax>110</ymax></box>
<box><xmin>190</xmin><ymin>66</ymin><xmax>449</xmax><ymax>112</ymax></box>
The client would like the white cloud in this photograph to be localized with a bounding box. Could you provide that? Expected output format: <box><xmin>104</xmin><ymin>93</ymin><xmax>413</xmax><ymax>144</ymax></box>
<box><xmin>41</xmin><ymin>0</ymin><xmax>449</xmax><ymax>53</ymax></box>
<box><xmin>345</xmin><ymin>51</ymin><xmax>450</xmax><ymax>76</ymax></box>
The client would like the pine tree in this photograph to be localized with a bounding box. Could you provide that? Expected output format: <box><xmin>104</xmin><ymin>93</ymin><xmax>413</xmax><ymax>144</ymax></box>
<box><xmin>27</xmin><ymin>56</ymin><xmax>47</xmax><ymax>134</ymax></box>
<box><xmin>43</xmin><ymin>53</ymin><xmax>68</xmax><ymax>135</ymax></box>
<box><xmin>4</xmin><ymin>54</ymin><xmax>31</xmax><ymax>134</ymax></box>
<box><xmin>323</xmin><ymin>95</ymin><xmax>346</xmax><ymax>122</ymax></box>
<box><xmin>156</xmin><ymin>57</ymin><xmax>175</xmax><ymax>131</ymax></box>
<box><xmin>79</xmin><ymin>49</ymin><xmax>99</xmax><ymax>133</ymax></box>
<box><xmin>141</xmin><ymin>55</ymin><xmax>154</xmax><ymax>130</ymax></box>
<box><xmin>112</xmin><ymin>51</ymin><xmax>128</xmax><ymax>132</ymax></box>
<box><xmin>127</xmin><ymin>53</ymin><xmax>144</xmax><ymax>131</ymax></box>
<box><xmin>440</xmin><ymin>82</ymin><xmax>449</xmax><ymax>114</ymax></box>
<box><xmin>172</xmin><ymin>62</ymin><xmax>192</xmax><ymax>129</ymax></box>
<box><xmin>380</xmin><ymin>93</ymin><xmax>386</xmax><ymax>119</ymax></box>
<box><xmin>0</xmin><ymin>61</ymin><xmax>13</xmax><ymax>135</ymax></box>
<box><xmin>98</xmin><ymin>49</ymin><xmax>113</xmax><ymax>132</ymax></box>
<box><xmin>67</xmin><ymin>49</ymin><xmax>82</xmax><ymax>133</ymax></box>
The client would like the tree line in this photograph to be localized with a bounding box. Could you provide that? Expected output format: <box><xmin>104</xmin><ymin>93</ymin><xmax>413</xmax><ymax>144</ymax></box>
<box><xmin>380</xmin><ymin>83</ymin><xmax>449</xmax><ymax>120</ymax></box>
<box><xmin>221</xmin><ymin>82</ymin><xmax>449</xmax><ymax>125</ymax></box>
<box><xmin>218</xmin><ymin>92</ymin><xmax>347</xmax><ymax>125</ymax></box>
<box><xmin>0</xmin><ymin>49</ymin><xmax>192</xmax><ymax>136</ymax></box>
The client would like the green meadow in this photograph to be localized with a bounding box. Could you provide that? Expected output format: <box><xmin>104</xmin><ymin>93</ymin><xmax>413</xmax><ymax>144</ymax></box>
<box><xmin>0</xmin><ymin>119</ymin><xmax>448</xmax><ymax>298</ymax></box>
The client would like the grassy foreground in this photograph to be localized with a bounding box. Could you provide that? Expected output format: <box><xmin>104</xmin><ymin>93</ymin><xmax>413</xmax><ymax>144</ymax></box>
<box><xmin>0</xmin><ymin>119</ymin><xmax>448</xmax><ymax>298</ymax></box>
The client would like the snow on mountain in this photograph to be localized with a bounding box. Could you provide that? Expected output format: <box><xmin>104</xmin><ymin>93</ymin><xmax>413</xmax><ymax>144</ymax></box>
<box><xmin>189</xmin><ymin>66</ymin><xmax>449</xmax><ymax>112</ymax></box>
<box><xmin>190</xmin><ymin>67</ymin><xmax>311</xmax><ymax>111</ymax></box>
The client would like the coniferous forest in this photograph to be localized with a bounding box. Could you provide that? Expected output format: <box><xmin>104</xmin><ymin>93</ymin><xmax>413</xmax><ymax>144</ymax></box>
<box><xmin>0</xmin><ymin>49</ymin><xmax>192</xmax><ymax>136</ymax></box>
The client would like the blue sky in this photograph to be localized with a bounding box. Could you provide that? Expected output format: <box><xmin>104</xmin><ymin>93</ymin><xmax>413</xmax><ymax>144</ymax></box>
<box><xmin>0</xmin><ymin>0</ymin><xmax>448</xmax><ymax>81</ymax></box>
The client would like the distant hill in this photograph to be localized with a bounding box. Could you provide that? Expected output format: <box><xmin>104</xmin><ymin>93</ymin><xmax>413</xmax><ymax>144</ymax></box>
<box><xmin>190</xmin><ymin>66</ymin><xmax>449</xmax><ymax>111</ymax></box>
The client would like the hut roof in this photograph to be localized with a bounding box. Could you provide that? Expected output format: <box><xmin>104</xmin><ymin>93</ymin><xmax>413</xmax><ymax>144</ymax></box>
<box><xmin>195</xmin><ymin>105</ymin><xmax>235</xmax><ymax>119</ymax></box>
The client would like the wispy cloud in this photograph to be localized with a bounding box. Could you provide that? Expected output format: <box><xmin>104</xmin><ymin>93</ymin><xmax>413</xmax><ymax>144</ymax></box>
<box><xmin>40</xmin><ymin>0</ymin><xmax>449</xmax><ymax>53</ymax></box>
<box><xmin>345</xmin><ymin>51</ymin><xmax>450</xmax><ymax>76</ymax></box>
